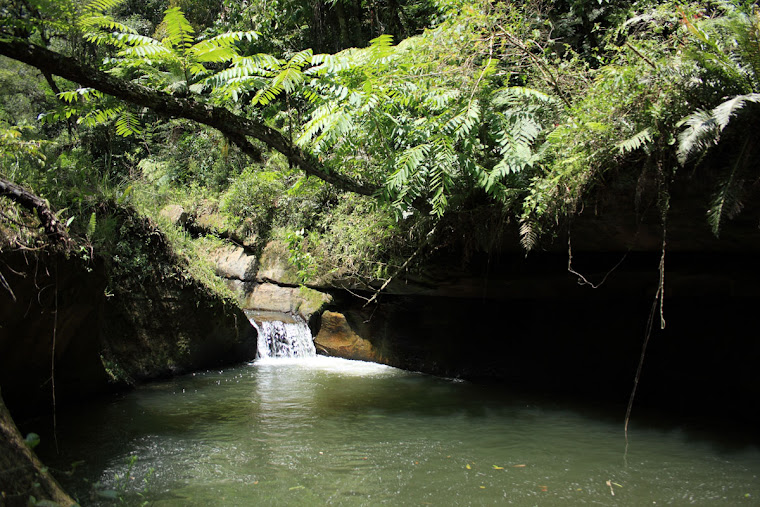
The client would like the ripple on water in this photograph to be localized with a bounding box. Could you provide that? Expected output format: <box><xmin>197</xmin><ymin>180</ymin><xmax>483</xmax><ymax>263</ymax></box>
<box><xmin>40</xmin><ymin>358</ymin><xmax>760</xmax><ymax>506</ymax></box>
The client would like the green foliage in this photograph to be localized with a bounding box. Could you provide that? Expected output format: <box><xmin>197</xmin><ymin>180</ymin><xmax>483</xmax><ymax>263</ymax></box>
<box><xmin>675</xmin><ymin>1</ymin><xmax>760</xmax><ymax>236</ymax></box>
<box><xmin>0</xmin><ymin>122</ymin><xmax>46</xmax><ymax>177</ymax></box>
<box><xmin>220</xmin><ymin>168</ymin><xmax>285</xmax><ymax>240</ymax></box>
<box><xmin>280</xmin><ymin>193</ymin><xmax>405</xmax><ymax>283</ymax></box>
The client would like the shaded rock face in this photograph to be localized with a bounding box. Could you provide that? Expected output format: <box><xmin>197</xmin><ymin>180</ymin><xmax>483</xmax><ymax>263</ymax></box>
<box><xmin>0</xmin><ymin>389</ymin><xmax>75</xmax><ymax>506</ymax></box>
<box><xmin>256</xmin><ymin>240</ymin><xmax>300</xmax><ymax>284</ymax></box>
<box><xmin>0</xmin><ymin>252</ymin><xmax>112</xmax><ymax>414</ymax></box>
<box><xmin>159</xmin><ymin>204</ymin><xmax>188</xmax><ymax>227</ymax></box>
<box><xmin>321</xmin><ymin>249</ymin><xmax>760</xmax><ymax>425</ymax></box>
<box><xmin>314</xmin><ymin>311</ymin><xmax>383</xmax><ymax>362</ymax></box>
<box><xmin>0</xmin><ymin>238</ymin><xmax>257</xmax><ymax>417</ymax></box>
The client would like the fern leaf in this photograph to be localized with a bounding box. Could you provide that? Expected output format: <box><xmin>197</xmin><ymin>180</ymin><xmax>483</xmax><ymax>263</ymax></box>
<box><xmin>677</xmin><ymin>108</ymin><xmax>717</xmax><ymax>164</ymax></box>
<box><xmin>616</xmin><ymin>128</ymin><xmax>653</xmax><ymax>154</ymax></box>
<box><xmin>678</xmin><ymin>94</ymin><xmax>760</xmax><ymax>164</ymax></box>
<box><xmin>519</xmin><ymin>219</ymin><xmax>538</xmax><ymax>252</ymax></box>
<box><xmin>387</xmin><ymin>143</ymin><xmax>431</xmax><ymax>192</ymax></box>
<box><xmin>163</xmin><ymin>7</ymin><xmax>195</xmax><ymax>53</ymax></box>
<box><xmin>706</xmin><ymin>137</ymin><xmax>750</xmax><ymax>236</ymax></box>
<box><xmin>86</xmin><ymin>212</ymin><xmax>97</xmax><ymax>239</ymax></box>
<box><xmin>114</xmin><ymin>111</ymin><xmax>141</xmax><ymax>137</ymax></box>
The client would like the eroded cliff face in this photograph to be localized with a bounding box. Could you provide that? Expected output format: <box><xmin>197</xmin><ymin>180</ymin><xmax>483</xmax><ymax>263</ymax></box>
<box><xmin>0</xmin><ymin>209</ymin><xmax>257</xmax><ymax>417</ymax></box>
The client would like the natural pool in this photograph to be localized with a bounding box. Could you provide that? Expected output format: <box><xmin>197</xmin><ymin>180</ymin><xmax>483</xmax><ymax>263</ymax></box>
<box><xmin>41</xmin><ymin>356</ymin><xmax>759</xmax><ymax>505</ymax></box>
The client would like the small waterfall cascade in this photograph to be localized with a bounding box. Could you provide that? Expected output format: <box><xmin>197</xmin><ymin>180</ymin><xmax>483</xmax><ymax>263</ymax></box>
<box><xmin>249</xmin><ymin>313</ymin><xmax>316</xmax><ymax>359</ymax></box>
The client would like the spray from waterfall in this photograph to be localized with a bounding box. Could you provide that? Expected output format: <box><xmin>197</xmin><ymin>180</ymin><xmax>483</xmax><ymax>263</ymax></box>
<box><xmin>248</xmin><ymin>313</ymin><xmax>316</xmax><ymax>359</ymax></box>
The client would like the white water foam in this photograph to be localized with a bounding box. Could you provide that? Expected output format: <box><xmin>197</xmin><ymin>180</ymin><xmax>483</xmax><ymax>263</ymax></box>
<box><xmin>249</xmin><ymin>316</ymin><xmax>316</xmax><ymax>359</ymax></box>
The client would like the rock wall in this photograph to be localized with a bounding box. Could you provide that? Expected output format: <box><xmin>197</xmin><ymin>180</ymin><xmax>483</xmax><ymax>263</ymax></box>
<box><xmin>0</xmin><ymin>212</ymin><xmax>258</xmax><ymax>417</ymax></box>
<box><xmin>306</xmin><ymin>173</ymin><xmax>760</xmax><ymax>424</ymax></box>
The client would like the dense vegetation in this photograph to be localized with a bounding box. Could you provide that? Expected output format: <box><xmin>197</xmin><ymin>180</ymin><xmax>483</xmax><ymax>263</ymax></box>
<box><xmin>1</xmin><ymin>0</ymin><xmax>758</xmax><ymax>291</ymax></box>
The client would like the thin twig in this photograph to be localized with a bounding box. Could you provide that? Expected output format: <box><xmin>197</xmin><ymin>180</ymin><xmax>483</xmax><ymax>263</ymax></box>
<box><xmin>364</xmin><ymin>225</ymin><xmax>437</xmax><ymax>307</ymax></box>
<box><xmin>624</xmin><ymin>41</ymin><xmax>657</xmax><ymax>70</ymax></box>
<box><xmin>497</xmin><ymin>26</ymin><xmax>573</xmax><ymax>108</ymax></box>
<box><xmin>0</xmin><ymin>269</ymin><xmax>16</xmax><ymax>302</ymax></box>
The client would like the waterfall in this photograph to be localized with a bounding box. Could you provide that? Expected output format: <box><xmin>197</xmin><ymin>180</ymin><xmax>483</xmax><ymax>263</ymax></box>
<box><xmin>249</xmin><ymin>314</ymin><xmax>316</xmax><ymax>359</ymax></box>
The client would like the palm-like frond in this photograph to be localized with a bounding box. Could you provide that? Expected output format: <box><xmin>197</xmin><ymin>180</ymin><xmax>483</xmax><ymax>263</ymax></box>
<box><xmin>677</xmin><ymin>93</ymin><xmax>760</xmax><ymax>164</ymax></box>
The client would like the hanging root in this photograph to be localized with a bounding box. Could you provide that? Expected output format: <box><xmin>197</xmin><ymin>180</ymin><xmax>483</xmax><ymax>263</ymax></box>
<box><xmin>567</xmin><ymin>230</ymin><xmax>629</xmax><ymax>289</ymax></box>
<box><xmin>624</xmin><ymin>221</ymin><xmax>667</xmax><ymax>458</ymax></box>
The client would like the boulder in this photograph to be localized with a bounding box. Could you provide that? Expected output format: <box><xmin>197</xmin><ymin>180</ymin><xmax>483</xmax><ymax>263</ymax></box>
<box><xmin>314</xmin><ymin>311</ymin><xmax>383</xmax><ymax>363</ymax></box>
<box><xmin>207</xmin><ymin>245</ymin><xmax>257</xmax><ymax>281</ymax></box>
<box><xmin>159</xmin><ymin>204</ymin><xmax>188</xmax><ymax>227</ymax></box>
<box><xmin>256</xmin><ymin>240</ymin><xmax>300</xmax><ymax>285</ymax></box>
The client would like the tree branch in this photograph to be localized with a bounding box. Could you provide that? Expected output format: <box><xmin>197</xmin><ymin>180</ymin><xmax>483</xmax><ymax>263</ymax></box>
<box><xmin>0</xmin><ymin>39</ymin><xmax>380</xmax><ymax>196</ymax></box>
<box><xmin>0</xmin><ymin>175</ymin><xmax>71</xmax><ymax>247</ymax></box>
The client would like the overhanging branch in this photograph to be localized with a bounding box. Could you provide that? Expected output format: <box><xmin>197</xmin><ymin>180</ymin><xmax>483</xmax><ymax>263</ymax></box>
<box><xmin>0</xmin><ymin>39</ymin><xmax>380</xmax><ymax>196</ymax></box>
<box><xmin>0</xmin><ymin>175</ymin><xmax>71</xmax><ymax>247</ymax></box>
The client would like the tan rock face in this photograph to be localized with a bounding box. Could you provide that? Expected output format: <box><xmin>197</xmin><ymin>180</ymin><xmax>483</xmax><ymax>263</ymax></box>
<box><xmin>208</xmin><ymin>245</ymin><xmax>258</xmax><ymax>281</ymax></box>
<box><xmin>314</xmin><ymin>311</ymin><xmax>383</xmax><ymax>363</ymax></box>
<box><xmin>244</xmin><ymin>283</ymin><xmax>332</xmax><ymax>322</ymax></box>
<box><xmin>256</xmin><ymin>240</ymin><xmax>300</xmax><ymax>285</ymax></box>
<box><xmin>159</xmin><ymin>204</ymin><xmax>188</xmax><ymax>226</ymax></box>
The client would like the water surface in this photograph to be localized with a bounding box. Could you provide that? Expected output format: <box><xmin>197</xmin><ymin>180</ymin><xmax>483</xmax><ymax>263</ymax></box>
<box><xmin>43</xmin><ymin>357</ymin><xmax>759</xmax><ymax>505</ymax></box>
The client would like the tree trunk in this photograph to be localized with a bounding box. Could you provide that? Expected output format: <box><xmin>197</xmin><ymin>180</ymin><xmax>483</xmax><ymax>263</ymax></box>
<box><xmin>0</xmin><ymin>388</ymin><xmax>76</xmax><ymax>506</ymax></box>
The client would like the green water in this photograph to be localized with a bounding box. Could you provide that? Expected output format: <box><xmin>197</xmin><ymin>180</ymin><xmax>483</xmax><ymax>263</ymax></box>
<box><xmin>44</xmin><ymin>357</ymin><xmax>759</xmax><ymax>506</ymax></box>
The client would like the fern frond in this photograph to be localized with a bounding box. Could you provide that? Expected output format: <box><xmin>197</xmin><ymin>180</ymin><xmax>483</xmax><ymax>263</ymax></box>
<box><xmin>162</xmin><ymin>7</ymin><xmax>194</xmax><ymax>53</ymax></box>
<box><xmin>368</xmin><ymin>33</ymin><xmax>395</xmax><ymax>61</ymax></box>
<box><xmin>616</xmin><ymin>128</ymin><xmax>653</xmax><ymax>154</ymax></box>
<box><xmin>677</xmin><ymin>93</ymin><xmax>760</xmax><ymax>164</ymax></box>
<box><xmin>519</xmin><ymin>219</ymin><xmax>538</xmax><ymax>252</ymax></box>
<box><xmin>58</xmin><ymin>88</ymin><xmax>103</xmax><ymax>103</ymax></box>
<box><xmin>287</xmin><ymin>49</ymin><xmax>314</xmax><ymax>69</ymax></box>
<box><xmin>114</xmin><ymin>111</ymin><xmax>141</xmax><ymax>137</ymax></box>
<box><xmin>81</xmin><ymin>0</ymin><xmax>124</xmax><ymax>14</ymax></box>
<box><xmin>493</xmin><ymin>86</ymin><xmax>556</xmax><ymax>107</ymax></box>
<box><xmin>706</xmin><ymin>137</ymin><xmax>750</xmax><ymax>236</ymax></box>
<box><xmin>86</xmin><ymin>212</ymin><xmax>97</xmax><ymax>239</ymax></box>
<box><xmin>387</xmin><ymin>143</ymin><xmax>431</xmax><ymax>192</ymax></box>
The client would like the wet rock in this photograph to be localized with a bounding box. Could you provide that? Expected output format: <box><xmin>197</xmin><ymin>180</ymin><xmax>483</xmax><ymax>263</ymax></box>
<box><xmin>314</xmin><ymin>311</ymin><xmax>383</xmax><ymax>363</ymax></box>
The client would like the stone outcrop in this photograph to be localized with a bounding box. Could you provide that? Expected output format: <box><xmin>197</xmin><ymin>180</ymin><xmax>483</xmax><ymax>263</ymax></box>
<box><xmin>256</xmin><ymin>240</ymin><xmax>300</xmax><ymax>284</ymax></box>
<box><xmin>158</xmin><ymin>204</ymin><xmax>188</xmax><ymax>227</ymax></box>
<box><xmin>314</xmin><ymin>311</ymin><xmax>383</xmax><ymax>362</ymax></box>
<box><xmin>208</xmin><ymin>245</ymin><xmax>258</xmax><ymax>281</ymax></box>
<box><xmin>0</xmin><ymin>209</ymin><xmax>258</xmax><ymax>417</ymax></box>
<box><xmin>244</xmin><ymin>283</ymin><xmax>332</xmax><ymax>324</ymax></box>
